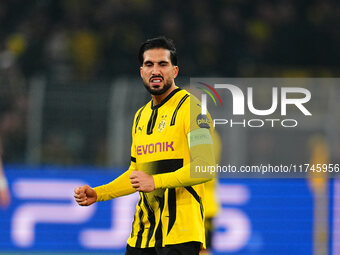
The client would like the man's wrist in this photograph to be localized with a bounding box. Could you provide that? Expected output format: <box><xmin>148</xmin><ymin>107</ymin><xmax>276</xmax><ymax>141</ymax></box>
<box><xmin>152</xmin><ymin>175</ymin><xmax>162</xmax><ymax>189</ymax></box>
<box><xmin>93</xmin><ymin>187</ymin><xmax>101</xmax><ymax>201</ymax></box>
<box><xmin>0</xmin><ymin>177</ymin><xmax>8</xmax><ymax>190</ymax></box>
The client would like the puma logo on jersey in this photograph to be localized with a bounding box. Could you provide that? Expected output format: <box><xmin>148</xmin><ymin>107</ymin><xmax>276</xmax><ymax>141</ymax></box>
<box><xmin>136</xmin><ymin>141</ymin><xmax>174</xmax><ymax>155</ymax></box>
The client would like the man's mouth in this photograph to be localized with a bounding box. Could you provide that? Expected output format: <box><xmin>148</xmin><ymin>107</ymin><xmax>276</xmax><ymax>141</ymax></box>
<box><xmin>150</xmin><ymin>77</ymin><xmax>163</xmax><ymax>86</ymax></box>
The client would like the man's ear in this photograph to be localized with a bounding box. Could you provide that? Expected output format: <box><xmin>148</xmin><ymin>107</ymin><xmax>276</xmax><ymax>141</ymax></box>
<box><xmin>140</xmin><ymin>66</ymin><xmax>143</xmax><ymax>78</ymax></box>
<box><xmin>173</xmin><ymin>66</ymin><xmax>179</xmax><ymax>78</ymax></box>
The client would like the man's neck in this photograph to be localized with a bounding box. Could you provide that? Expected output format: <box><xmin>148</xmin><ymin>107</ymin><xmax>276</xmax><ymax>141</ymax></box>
<box><xmin>152</xmin><ymin>84</ymin><xmax>177</xmax><ymax>106</ymax></box>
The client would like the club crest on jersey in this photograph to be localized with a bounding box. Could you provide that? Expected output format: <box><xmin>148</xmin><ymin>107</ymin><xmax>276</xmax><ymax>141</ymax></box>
<box><xmin>158</xmin><ymin>115</ymin><xmax>167</xmax><ymax>132</ymax></box>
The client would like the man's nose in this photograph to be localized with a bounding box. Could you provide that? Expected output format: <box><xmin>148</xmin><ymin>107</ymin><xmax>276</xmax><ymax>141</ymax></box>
<box><xmin>151</xmin><ymin>65</ymin><xmax>161</xmax><ymax>75</ymax></box>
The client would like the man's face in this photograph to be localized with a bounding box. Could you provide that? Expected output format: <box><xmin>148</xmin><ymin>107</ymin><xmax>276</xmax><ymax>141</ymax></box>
<box><xmin>140</xmin><ymin>48</ymin><xmax>179</xmax><ymax>95</ymax></box>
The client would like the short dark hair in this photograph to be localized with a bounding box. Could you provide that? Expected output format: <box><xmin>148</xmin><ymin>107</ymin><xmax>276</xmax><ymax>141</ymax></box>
<box><xmin>138</xmin><ymin>36</ymin><xmax>177</xmax><ymax>66</ymax></box>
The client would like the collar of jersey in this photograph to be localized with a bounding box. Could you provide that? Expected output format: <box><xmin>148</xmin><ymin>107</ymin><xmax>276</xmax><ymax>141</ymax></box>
<box><xmin>151</xmin><ymin>87</ymin><xmax>182</xmax><ymax>110</ymax></box>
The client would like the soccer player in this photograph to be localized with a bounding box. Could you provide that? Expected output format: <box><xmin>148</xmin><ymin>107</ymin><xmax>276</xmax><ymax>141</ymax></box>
<box><xmin>74</xmin><ymin>36</ymin><xmax>216</xmax><ymax>255</ymax></box>
<box><xmin>0</xmin><ymin>143</ymin><xmax>11</xmax><ymax>209</ymax></box>
<box><xmin>185</xmin><ymin>86</ymin><xmax>221</xmax><ymax>255</ymax></box>
<box><xmin>201</xmin><ymin>131</ymin><xmax>221</xmax><ymax>255</ymax></box>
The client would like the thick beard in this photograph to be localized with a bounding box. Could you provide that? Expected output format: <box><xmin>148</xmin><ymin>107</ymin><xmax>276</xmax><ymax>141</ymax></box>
<box><xmin>143</xmin><ymin>79</ymin><xmax>172</xmax><ymax>96</ymax></box>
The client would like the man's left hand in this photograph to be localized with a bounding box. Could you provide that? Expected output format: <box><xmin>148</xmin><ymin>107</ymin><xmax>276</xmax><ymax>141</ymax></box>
<box><xmin>129</xmin><ymin>171</ymin><xmax>155</xmax><ymax>192</ymax></box>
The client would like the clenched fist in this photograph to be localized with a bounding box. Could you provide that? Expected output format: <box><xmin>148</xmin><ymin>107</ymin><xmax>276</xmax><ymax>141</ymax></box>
<box><xmin>129</xmin><ymin>171</ymin><xmax>155</xmax><ymax>192</ymax></box>
<box><xmin>74</xmin><ymin>185</ymin><xmax>97</xmax><ymax>206</ymax></box>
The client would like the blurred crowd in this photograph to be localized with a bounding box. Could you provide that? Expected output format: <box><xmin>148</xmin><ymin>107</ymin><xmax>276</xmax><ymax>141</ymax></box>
<box><xmin>0</xmin><ymin>0</ymin><xmax>339</xmax><ymax>166</ymax></box>
<box><xmin>0</xmin><ymin>0</ymin><xmax>339</xmax><ymax>79</ymax></box>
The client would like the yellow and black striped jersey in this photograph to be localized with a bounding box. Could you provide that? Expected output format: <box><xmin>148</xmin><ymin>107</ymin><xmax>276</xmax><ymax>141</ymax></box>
<box><xmin>94</xmin><ymin>87</ymin><xmax>216</xmax><ymax>249</ymax></box>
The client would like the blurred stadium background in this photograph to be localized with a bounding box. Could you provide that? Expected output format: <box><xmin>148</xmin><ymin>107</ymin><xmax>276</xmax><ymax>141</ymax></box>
<box><xmin>0</xmin><ymin>0</ymin><xmax>340</xmax><ymax>254</ymax></box>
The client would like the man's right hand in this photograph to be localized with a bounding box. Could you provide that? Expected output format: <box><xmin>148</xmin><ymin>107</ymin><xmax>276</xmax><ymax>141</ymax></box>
<box><xmin>74</xmin><ymin>185</ymin><xmax>97</xmax><ymax>206</ymax></box>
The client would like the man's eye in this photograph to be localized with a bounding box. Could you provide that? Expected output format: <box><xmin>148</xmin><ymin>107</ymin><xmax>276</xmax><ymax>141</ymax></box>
<box><xmin>145</xmin><ymin>63</ymin><xmax>153</xmax><ymax>67</ymax></box>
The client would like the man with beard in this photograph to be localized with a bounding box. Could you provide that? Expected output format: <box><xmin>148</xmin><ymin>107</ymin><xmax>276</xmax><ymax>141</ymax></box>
<box><xmin>74</xmin><ymin>36</ymin><xmax>216</xmax><ymax>255</ymax></box>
